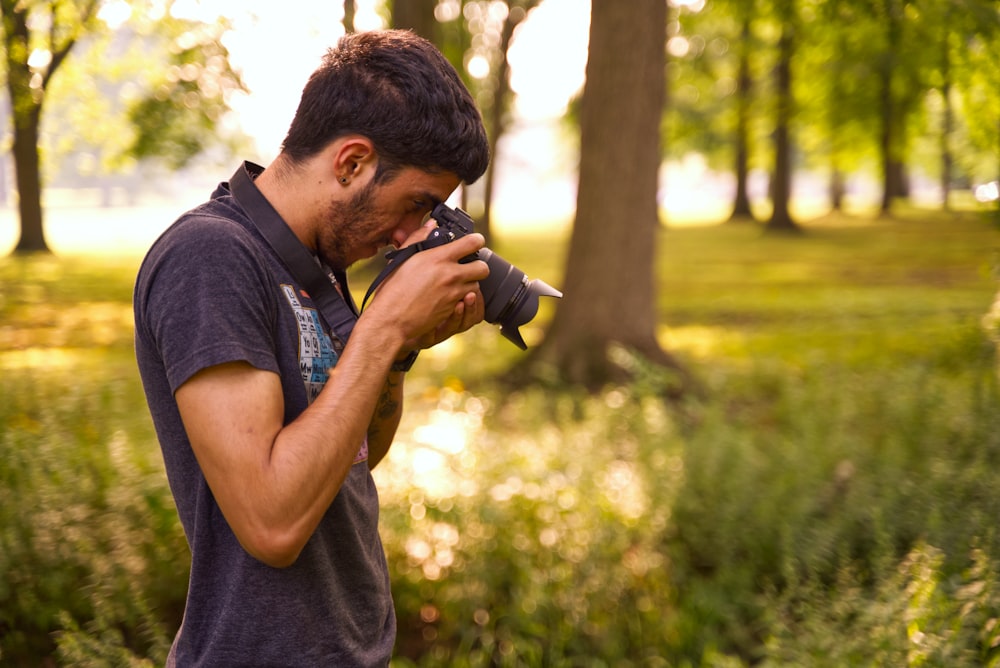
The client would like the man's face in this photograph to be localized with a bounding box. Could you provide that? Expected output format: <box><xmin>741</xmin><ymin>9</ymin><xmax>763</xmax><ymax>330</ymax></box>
<box><xmin>318</xmin><ymin>166</ymin><xmax>460</xmax><ymax>270</ymax></box>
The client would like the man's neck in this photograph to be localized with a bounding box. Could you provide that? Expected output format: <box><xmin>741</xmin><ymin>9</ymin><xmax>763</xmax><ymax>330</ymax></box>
<box><xmin>253</xmin><ymin>155</ymin><xmax>323</xmax><ymax>252</ymax></box>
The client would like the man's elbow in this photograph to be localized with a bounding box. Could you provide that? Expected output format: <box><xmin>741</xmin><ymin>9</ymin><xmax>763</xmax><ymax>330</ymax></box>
<box><xmin>239</xmin><ymin>527</ymin><xmax>307</xmax><ymax>569</ymax></box>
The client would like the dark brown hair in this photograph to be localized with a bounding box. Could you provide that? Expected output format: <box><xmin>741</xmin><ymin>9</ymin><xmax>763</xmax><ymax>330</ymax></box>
<box><xmin>281</xmin><ymin>30</ymin><xmax>490</xmax><ymax>185</ymax></box>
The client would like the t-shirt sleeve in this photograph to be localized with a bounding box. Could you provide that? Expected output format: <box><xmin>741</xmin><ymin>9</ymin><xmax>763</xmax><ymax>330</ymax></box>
<box><xmin>136</xmin><ymin>214</ymin><xmax>281</xmax><ymax>393</ymax></box>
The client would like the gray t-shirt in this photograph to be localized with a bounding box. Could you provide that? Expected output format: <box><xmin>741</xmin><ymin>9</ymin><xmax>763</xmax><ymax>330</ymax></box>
<box><xmin>133</xmin><ymin>178</ymin><xmax>395</xmax><ymax>667</ymax></box>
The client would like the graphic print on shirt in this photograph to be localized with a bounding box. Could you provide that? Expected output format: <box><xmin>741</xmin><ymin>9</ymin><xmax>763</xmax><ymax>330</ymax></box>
<box><xmin>280</xmin><ymin>284</ymin><xmax>339</xmax><ymax>402</ymax></box>
<box><xmin>280</xmin><ymin>284</ymin><xmax>368</xmax><ymax>464</ymax></box>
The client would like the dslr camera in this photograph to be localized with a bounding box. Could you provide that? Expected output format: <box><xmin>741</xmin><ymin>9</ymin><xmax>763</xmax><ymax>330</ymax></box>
<box><xmin>422</xmin><ymin>203</ymin><xmax>562</xmax><ymax>350</ymax></box>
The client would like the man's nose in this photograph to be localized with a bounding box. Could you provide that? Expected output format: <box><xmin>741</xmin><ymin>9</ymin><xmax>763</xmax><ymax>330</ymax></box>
<box><xmin>393</xmin><ymin>218</ymin><xmax>432</xmax><ymax>248</ymax></box>
<box><xmin>390</xmin><ymin>227</ymin><xmax>411</xmax><ymax>248</ymax></box>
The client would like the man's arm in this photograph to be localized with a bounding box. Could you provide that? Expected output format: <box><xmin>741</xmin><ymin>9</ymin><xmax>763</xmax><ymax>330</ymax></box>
<box><xmin>174</xmin><ymin>234</ymin><xmax>487</xmax><ymax>568</ymax></box>
<box><xmin>175</xmin><ymin>330</ymin><xmax>400</xmax><ymax>568</ymax></box>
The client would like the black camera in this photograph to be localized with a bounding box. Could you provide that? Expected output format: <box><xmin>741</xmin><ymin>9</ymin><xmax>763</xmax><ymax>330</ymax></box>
<box><xmin>423</xmin><ymin>203</ymin><xmax>562</xmax><ymax>350</ymax></box>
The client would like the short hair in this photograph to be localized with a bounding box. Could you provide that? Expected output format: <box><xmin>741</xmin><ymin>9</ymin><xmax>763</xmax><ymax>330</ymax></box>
<box><xmin>280</xmin><ymin>30</ymin><xmax>490</xmax><ymax>185</ymax></box>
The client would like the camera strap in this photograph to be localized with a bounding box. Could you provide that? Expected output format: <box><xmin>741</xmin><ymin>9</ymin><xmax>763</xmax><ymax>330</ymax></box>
<box><xmin>229</xmin><ymin>161</ymin><xmax>359</xmax><ymax>344</ymax></box>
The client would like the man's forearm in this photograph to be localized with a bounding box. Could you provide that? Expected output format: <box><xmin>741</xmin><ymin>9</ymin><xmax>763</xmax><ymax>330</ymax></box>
<box><xmin>367</xmin><ymin>371</ymin><xmax>404</xmax><ymax>468</ymax></box>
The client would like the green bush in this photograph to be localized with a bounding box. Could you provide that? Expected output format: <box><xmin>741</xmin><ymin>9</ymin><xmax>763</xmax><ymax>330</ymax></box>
<box><xmin>0</xmin><ymin>361</ymin><xmax>187</xmax><ymax>666</ymax></box>
<box><xmin>378</xmin><ymin>348</ymin><xmax>1000</xmax><ymax>666</ymax></box>
<box><xmin>0</xmin><ymin>258</ymin><xmax>186</xmax><ymax>666</ymax></box>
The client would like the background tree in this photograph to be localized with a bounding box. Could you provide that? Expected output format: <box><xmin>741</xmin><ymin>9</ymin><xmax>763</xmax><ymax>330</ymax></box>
<box><xmin>0</xmin><ymin>0</ymin><xmax>244</xmax><ymax>255</ymax></box>
<box><xmin>1</xmin><ymin>0</ymin><xmax>101</xmax><ymax>253</ymax></box>
<box><xmin>423</xmin><ymin>0</ymin><xmax>538</xmax><ymax>244</ymax></box>
<box><xmin>344</xmin><ymin>0</ymin><xmax>357</xmax><ymax>32</ymax></box>
<box><xmin>796</xmin><ymin>0</ymin><xmax>882</xmax><ymax>214</ymax></box>
<box><xmin>956</xmin><ymin>1</ymin><xmax>1000</xmax><ymax>216</ymax></box>
<box><xmin>122</xmin><ymin>17</ymin><xmax>246</xmax><ymax>170</ymax></box>
<box><xmin>728</xmin><ymin>3</ymin><xmax>756</xmax><ymax>222</ymax></box>
<box><xmin>764</xmin><ymin>0</ymin><xmax>801</xmax><ymax>232</ymax></box>
<box><xmin>527</xmin><ymin>0</ymin><xmax>686</xmax><ymax>391</ymax></box>
<box><xmin>916</xmin><ymin>0</ymin><xmax>1000</xmax><ymax>212</ymax></box>
<box><xmin>876</xmin><ymin>0</ymin><xmax>909</xmax><ymax>214</ymax></box>
<box><xmin>390</xmin><ymin>0</ymin><xmax>438</xmax><ymax>42</ymax></box>
<box><xmin>670</xmin><ymin>0</ymin><xmax>765</xmax><ymax>223</ymax></box>
<box><xmin>933</xmin><ymin>1</ymin><xmax>957</xmax><ymax>211</ymax></box>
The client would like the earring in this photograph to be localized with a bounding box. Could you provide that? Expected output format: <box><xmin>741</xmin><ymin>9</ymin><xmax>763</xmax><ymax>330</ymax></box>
<box><xmin>339</xmin><ymin>177</ymin><xmax>349</xmax><ymax>185</ymax></box>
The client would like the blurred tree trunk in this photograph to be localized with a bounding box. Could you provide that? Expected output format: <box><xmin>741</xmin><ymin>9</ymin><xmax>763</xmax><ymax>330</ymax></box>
<box><xmin>765</xmin><ymin>11</ymin><xmax>800</xmax><ymax>233</ymax></box>
<box><xmin>2</xmin><ymin>0</ymin><xmax>58</xmax><ymax>253</ymax></box>
<box><xmin>392</xmin><ymin>0</ymin><xmax>440</xmax><ymax>45</ymax></box>
<box><xmin>878</xmin><ymin>0</ymin><xmax>901</xmax><ymax>215</ymax></box>
<box><xmin>939</xmin><ymin>9</ymin><xmax>953</xmax><ymax>212</ymax></box>
<box><xmin>940</xmin><ymin>82</ymin><xmax>953</xmax><ymax>212</ymax></box>
<box><xmin>525</xmin><ymin>0</ymin><xmax>688</xmax><ymax>392</ymax></box>
<box><xmin>10</xmin><ymin>108</ymin><xmax>46</xmax><ymax>252</ymax></box>
<box><xmin>829</xmin><ymin>169</ymin><xmax>845</xmax><ymax>211</ymax></box>
<box><xmin>344</xmin><ymin>0</ymin><xmax>356</xmax><ymax>32</ymax></box>
<box><xmin>888</xmin><ymin>160</ymin><xmax>908</xmax><ymax>199</ymax></box>
<box><xmin>728</xmin><ymin>12</ymin><xmax>756</xmax><ymax>222</ymax></box>
<box><xmin>826</xmin><ymin>0</ymin><xmax>848</xmax><ymax>214</ymax></box>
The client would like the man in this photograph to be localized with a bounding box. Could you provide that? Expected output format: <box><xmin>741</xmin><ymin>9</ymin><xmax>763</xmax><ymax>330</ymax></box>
<box><xmin>133</xmin><ymin>30</ymin><xmax>491</xmax><ymax>666</ymax></box>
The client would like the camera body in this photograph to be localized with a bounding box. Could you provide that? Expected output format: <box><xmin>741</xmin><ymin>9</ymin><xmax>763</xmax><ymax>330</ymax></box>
<box><xmin>421</xmin><ymin>204</ymin><xmax>478</xmax><ymax>261</ymax></box>
<box><xmin>424</xmin><ymin>203</ymin><xmax>562</xmax><ymax>350</ymax></box>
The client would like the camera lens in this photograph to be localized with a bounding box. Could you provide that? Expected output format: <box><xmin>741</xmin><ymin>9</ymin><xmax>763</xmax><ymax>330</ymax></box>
<box><xmin>477</xmin><ymin>248</ymin><xmax>562</xmax><ymax>350</ymax></box>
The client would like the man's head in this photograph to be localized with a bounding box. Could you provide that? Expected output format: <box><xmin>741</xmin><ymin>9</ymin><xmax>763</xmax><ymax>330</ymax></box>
<box><xmin>280</xmin><ymin>29</ymin><xmax>490</xmax><ymax>186</ymax></box>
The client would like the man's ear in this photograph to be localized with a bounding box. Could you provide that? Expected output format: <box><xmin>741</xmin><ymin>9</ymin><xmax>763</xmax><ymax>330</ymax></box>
<box><xmin>333</xmin><ymin>136</ymin><xmax>376</xmax><ymax>185</ymax></box>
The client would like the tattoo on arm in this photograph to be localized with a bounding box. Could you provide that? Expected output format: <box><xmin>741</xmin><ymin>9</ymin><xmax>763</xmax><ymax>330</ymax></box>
<box><xmin>367</xmin><ymin>374</ymin><xmax>403</xmax><ymax>469</ymax></box>
<box><xmin>371</xmin><ymin>374</ymin><xmax>402</xmax><ymax>434</ymax></box>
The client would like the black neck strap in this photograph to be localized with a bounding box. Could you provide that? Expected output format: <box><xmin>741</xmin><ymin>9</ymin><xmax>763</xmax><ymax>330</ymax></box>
<box><xmin>229</xmin><ymin>161</ymin><xmax>359</xmax><ymax>344</ymax></box>
<box><xmin>361</xmin><ymin>243</ymin><xmax>426</xmax><ymax>312</ymax></box>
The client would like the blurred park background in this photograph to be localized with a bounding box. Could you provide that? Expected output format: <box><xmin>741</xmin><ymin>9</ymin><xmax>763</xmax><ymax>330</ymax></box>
<box><xmin>2</xmin><ymin>0</ymin><xmax>1000</xmax><ymax>665</ymax></box>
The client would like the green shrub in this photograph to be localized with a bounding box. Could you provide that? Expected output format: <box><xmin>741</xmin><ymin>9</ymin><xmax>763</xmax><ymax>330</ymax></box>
<box><xmin>379</xmin><ymin>348</ymin><xmax>1000</xmax><ymax>666</ymax></box>
<box><xmin>0</xmin><ymin>362</ymin><xmax>187</xmax><ymax>665</ymax></box>
<box><xmin>0</xmin><ymin>257</ymin><xmax>186</xmax><ymax>666</ymax></box>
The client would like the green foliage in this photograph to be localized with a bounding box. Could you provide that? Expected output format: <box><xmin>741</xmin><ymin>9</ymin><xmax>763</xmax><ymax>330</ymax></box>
<box><xmin>1</xmin><ymin>210</ymin><xmax>999</xmax><ymax>665</ymax></box>
<box><xmin>2</xmin><ymin>1</ymin><xmax>249</xmax><ymax>197</ymax></box>
<box><xmin>761</xmin><ymin>540</ymin><xmax>1000</xmax><ymax>667</ymax></box>
<box><xmin>0</xmin><ymin>258</ymin><xmax>186</xmax><ymax>666</ymax></box>
<box><xmin>379</xmin><ymin>328</ymin><xmax>1000</xmax><ymax>665</ymax></box>
<box><xmin>667</xmin><ymin>0</ymin><xmax>1000</xmax><ymax>190</ymax></box>
<box><xmin>379</xmin><ymin>379</ymin><xmax>686</xmax><ymax>665</ymax></box>
<box><xmin>123</xmin><ymin>17</ymin><xmax>247</xmax><ymax>169</ymax></box>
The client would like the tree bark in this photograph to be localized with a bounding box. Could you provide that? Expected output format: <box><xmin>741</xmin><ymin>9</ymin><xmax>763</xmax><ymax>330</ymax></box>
<box><xmin>11</xmin><ymin>110</ymin><xmax>47</xmax><ymax>253</ymax></box>
<box><xmin>729</xmin><ymin>13</ymin><xmax>755</xmax><ymax>222</ymax></box>
<box><xmin>391</xmin><ymin>0</ymin><xmax>440</xmax><ymax>44</ymax></box>
<box><xmin>343</xmin><ymin>0</ymin><xmax>356</xmax><ymax>32</ymax></box>
<box><xmin>765</xmin><ymin>17</ymin><xmax>800</xmax><ymax>233</ymax></box>
<box><xmin>3</xmin><ymin>0</ymin><xmax>49</xmax><ymax>252</ymax></box>
<box><xmin>939</xmin><ymin>22</ymin><xmax>953</xmax><ymax>212</ymax></box>
<box><xmin>827</xmin><ymin>0</ymin><xmax>847</xmax><ymax>214</ymax></box>
<box><xmin>878</xmin><ymin>0</ymin><xmax>901</xmax><ymax>216</ymax></box>
<box><xmin>524</xmin><ymin>0</ymin><xmax>687</xmax><ymax>392</ymax></box>
<box><xmin>829</xmin><ymin>168</ymin><xmax>845</xmax><ymax>211</ymax></box>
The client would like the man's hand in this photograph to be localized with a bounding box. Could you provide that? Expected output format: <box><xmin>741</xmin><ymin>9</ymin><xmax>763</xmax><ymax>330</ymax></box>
<box><xmin>405</xmin><ymin>284</ymin><xmax>484</xmax><ymax>351</ymax></box>
<box><xmin>367</xmin><ymin>219</ymin><xmax>489</xmax><ymax>355</ymax></box>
